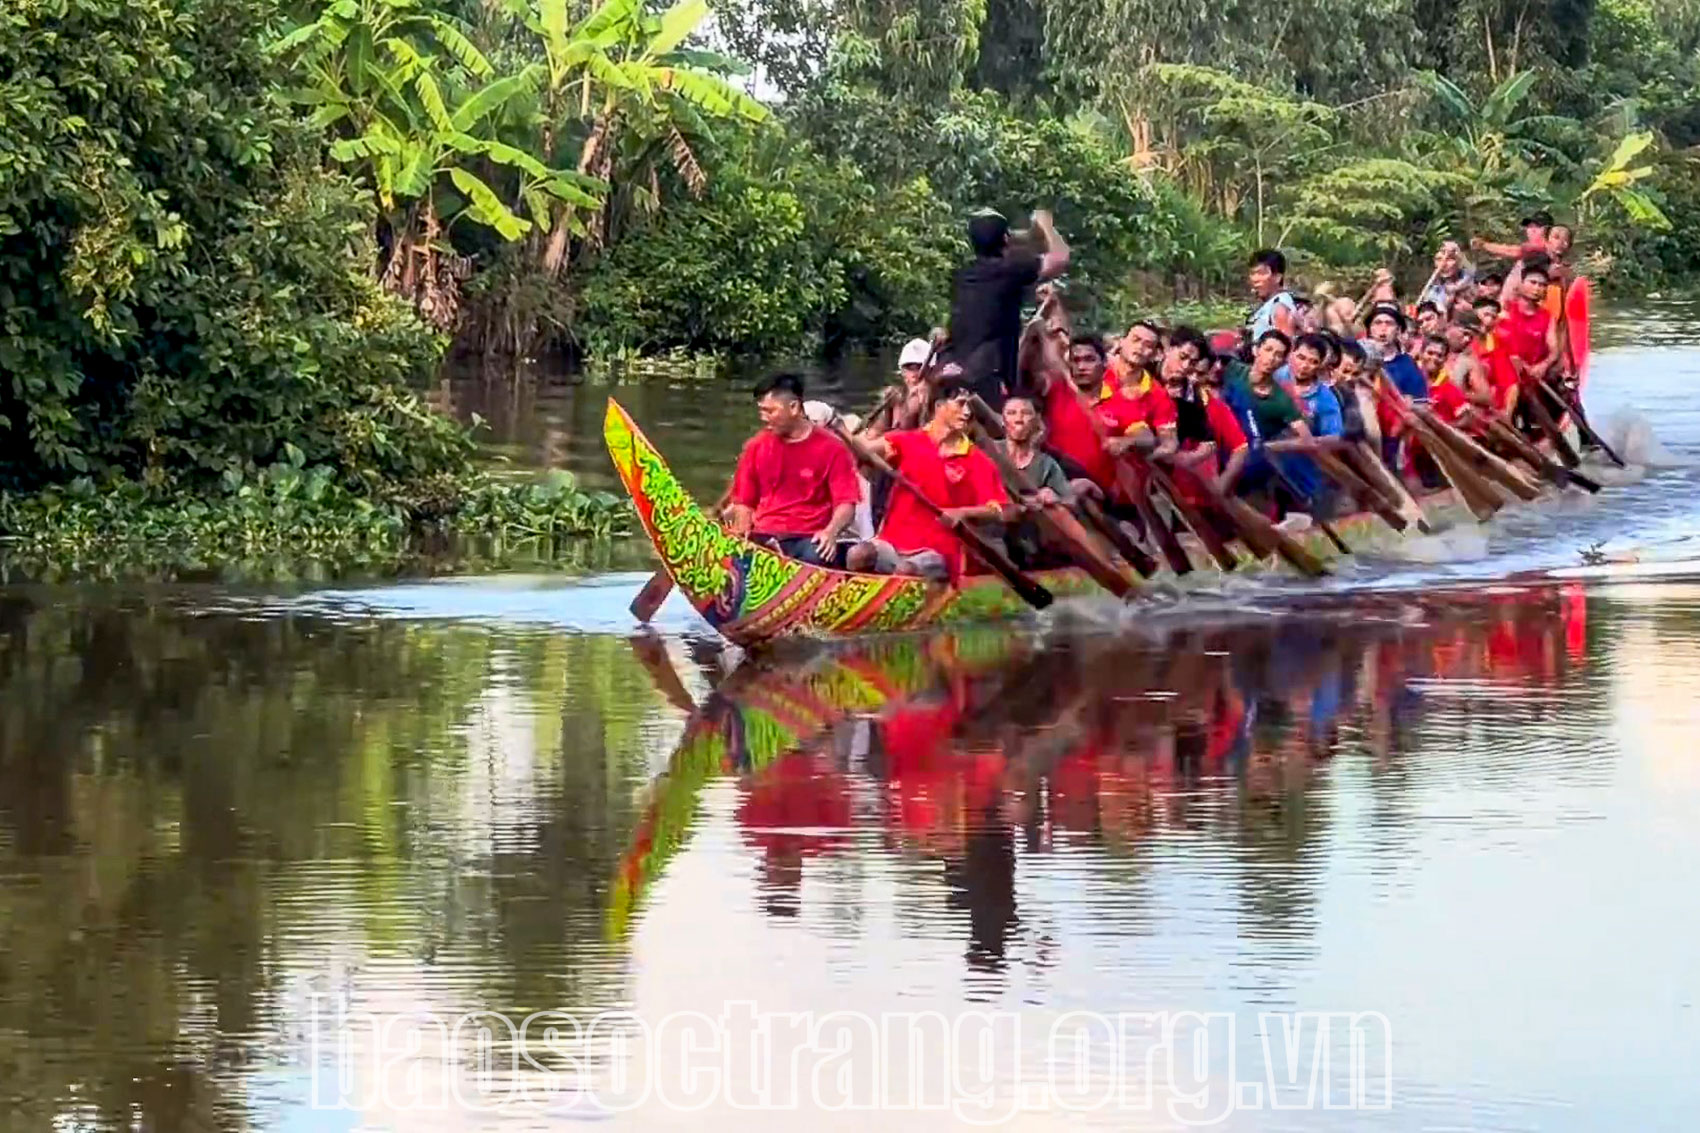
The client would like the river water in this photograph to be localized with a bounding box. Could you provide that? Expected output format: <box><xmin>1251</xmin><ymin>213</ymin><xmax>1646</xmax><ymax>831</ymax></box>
<box><xmin>3</xmin><ymin>307</ymin><xmax>1700</xmax><ymax>1130</ymax></box>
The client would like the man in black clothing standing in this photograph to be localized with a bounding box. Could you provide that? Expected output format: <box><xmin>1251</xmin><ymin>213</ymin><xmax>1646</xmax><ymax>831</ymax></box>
<box><xmin>946</xmin><ymin>208</ymin><xmax>1071</xmax><ymax>411</ymax></box>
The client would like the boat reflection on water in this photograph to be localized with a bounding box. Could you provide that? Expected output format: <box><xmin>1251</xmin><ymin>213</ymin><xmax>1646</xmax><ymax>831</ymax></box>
<box><xmin>613</xmin><ymin>582</ymin><xmax>1592</xmax><ymax>960</ymax></box>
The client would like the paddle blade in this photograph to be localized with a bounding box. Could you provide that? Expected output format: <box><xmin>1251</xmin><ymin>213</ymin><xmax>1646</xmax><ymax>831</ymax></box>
<box><xmin>630</xmin><ymin>571</ymin><xmax>674</xmax><ymax>622</ymax></box>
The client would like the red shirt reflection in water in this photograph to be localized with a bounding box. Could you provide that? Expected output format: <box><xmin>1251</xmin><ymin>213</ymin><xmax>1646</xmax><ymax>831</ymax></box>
<box><xmin>1047</xmin><ymin>744</ymin><xmax>1103</xmax><ymax>833</ymax></box>
<box><xmin>735</xmin><ymin>750</ymin><xmax>854</xmax><ymax>899</ymax></box>
<box><xmin>877</xmin><ymin>696</ymin><xmax>1003</xmax><ymax>844</ymax></box>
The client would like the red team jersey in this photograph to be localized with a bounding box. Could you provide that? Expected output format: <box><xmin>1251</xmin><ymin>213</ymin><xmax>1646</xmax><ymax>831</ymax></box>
<box><xmin>876</xmin><ymin>429</ymin><xmax>1008</xmax><ymax>578</ymax></box>
<box><xmin>730</xmin><ymin>426</ymin><xmax>862</xmax><ymax>538</ymax></box>
<box><xmin>1041</xmin><ymin>374</ymin><xmax>1118</xmax><ymax>489</ymax></box>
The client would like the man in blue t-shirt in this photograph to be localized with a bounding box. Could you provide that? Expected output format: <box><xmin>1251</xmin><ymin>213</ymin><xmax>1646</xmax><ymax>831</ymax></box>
<box><xmin>1279</xmin><ymin>333</ymin><xmax>1345</xmax><ymax>512</ymax></box>
<box><xmin>1361</xmin><ymin>303</ymin><xmax>1426</xmax><ymax>398</ymax></box>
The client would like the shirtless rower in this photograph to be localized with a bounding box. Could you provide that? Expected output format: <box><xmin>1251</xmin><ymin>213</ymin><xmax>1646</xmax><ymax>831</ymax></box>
<box><xmin>1442</xmin><ymin>314</ymin><xmax>1495</xmax><ymax>416</ymax></box>
<box><xmin>846</xmin><ymin>375</ymin><xmax>1013</xmax><ymax>581</ymax></box>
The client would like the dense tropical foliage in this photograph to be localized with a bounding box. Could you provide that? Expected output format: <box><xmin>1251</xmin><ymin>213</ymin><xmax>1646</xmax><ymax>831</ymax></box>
<box><xmin>284</xmin><ymin>0</ymin><xmax>1700</xmax><ymax>355</ymax></box>
<box><xmin>3</xmin><ymin>0</ymin><xmax>1699</xmax><ymax>572</ymax></box>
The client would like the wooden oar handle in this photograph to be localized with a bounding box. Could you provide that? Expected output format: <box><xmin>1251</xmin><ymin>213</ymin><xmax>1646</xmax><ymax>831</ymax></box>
<box><xmin>831</xmin><ymin>424</ymin><xmax>1053</xmax><ymax>609</ymax></box>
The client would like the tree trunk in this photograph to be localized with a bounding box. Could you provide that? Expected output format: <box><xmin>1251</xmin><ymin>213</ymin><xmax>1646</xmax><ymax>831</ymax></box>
<box><xmin>543</xmin><ymin>110</ymin><xmax>613</xmax><ymax>275</ymax></box>
<box><xmin>1255</xmin><ymin>159</ymin><xmax>1265</xmax><ymax>246</ymax></box>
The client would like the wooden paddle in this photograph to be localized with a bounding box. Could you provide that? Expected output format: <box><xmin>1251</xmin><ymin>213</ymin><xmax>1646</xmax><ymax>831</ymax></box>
<box><xmin>831</xmin><ymin>423</ymin><xmax>1054</xmax><ymax>610</ymax></box>
<box><xmin>1413</xmin><ymin>407</ymin><xmax>1543</xmax><ymax>502</ymax></box>
<box><xmin>1512</xmin><ymin>367</ymin><xmax>1584</xmax><ymax>468</ymax></box>
<box><xmin>1111</xmin><ymin>456</ymin><xmax>1197</xmax><ymax>576</ymax></box>
<box><xmin>1482</xmin><ymin>416</ymin><xmax>1601</xmax><ymax>493</ymax></box>
<box><xmin>966</xmin><ymin>420</ymin><xmax>1137</xmax><ymax>599</ymax></box>
<box><xmin>965</xmin><ymin>393</ymin><xmax>1158</xmax><ymax>579</ymax></box>
<box><xmin>1533</xmin><ymin>373</ymin><xmax>1626</xmax><ymax>468</ymax></box>
<box><xmin>1306</xmin><ymin>445</ymin><xmax>1409</xmax><ymax>532</ymax></box>
<box><xmin>1373</xmin><ymin>383</ymin><xmax>1504</xmax><ymax>521</ymax></box>
<box><xmin>1128</xmin><ymin>449</ymin><xmax>1245</xmax><ymax>572</ymax></box>
<box><xmin>1342</xmin><ymin>440</ymin><xmax>1434</xmax><ymax>533</ymax></box>
<box><xmin>1251</xmin><ymin>446</ymin><xmax>1353</xmax><ymax>555</ymax></box>
<box><xmin>1198</xmin><ymin>480</ymin><xmax>1330</xmax><ymax>576</ymax></box>
<box><xmin>1073</xmin><ymin>493</ymin><xmax>1161</xmax><ymax>578</ymax></box>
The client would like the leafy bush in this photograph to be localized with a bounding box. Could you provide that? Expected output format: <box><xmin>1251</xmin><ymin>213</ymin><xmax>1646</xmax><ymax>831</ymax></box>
<box><xmin>0</xmin><ymin>467</ymin><xmax>630</xmax><ymax>582</ymax></box>
<box><xmin>577</xmin><ymin>132</ymin><xmax>964</xmax><ymax>356</ymax></box>
<box><xmin>0</xmin><ymin>0</ymin><xmax>465</xmax><ymax>493</ymax></box>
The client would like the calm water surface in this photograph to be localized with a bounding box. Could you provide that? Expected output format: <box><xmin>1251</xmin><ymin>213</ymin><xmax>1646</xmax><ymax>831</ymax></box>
<box><xmin>4</xmin><ymin>306</ymin><xmax>1700</xmax><ymax>1131</ymax></box>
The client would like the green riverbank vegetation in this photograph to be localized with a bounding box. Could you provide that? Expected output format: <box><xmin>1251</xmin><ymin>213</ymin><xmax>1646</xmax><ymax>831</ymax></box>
<box><xmin>3</xmin><ymin>0</ymin><xmax>1698</xmax><ymax>574</ymax></box>
<box><xmin>291</xmin><ymin>0</ymin><xmax>1700</xmax><ymax>358</ymax></box>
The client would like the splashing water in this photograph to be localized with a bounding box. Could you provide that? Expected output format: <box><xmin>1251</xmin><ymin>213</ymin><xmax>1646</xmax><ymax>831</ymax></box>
<box><xmin>1600</xmin><ymin>407</ymin><xmax>1693</xmax><ymax>469</ymax></box>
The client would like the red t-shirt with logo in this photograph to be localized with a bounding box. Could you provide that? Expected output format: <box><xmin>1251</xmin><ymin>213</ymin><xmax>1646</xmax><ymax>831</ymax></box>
<box><xmin>1498</xmin><ymin>301</ymin><xmax>1552</xmax><ymax>370</ymax></box>
<box><xmin>1427</xmin><ymin>372</ymin><xmax>1470</xmax><ymax>423</ymax></box>
<box><xmin>1041</xmin><ymin>373</ymin><xmax>1116</xmax><ymax>489</ymax></box>
<box><xmin>1095</xmin><ymin>373</ymin><xmax>1179</xmax><ymax>437</ymax></box>
<box><xmin>730</xmin><ymin>426</ymin><xmax>862</xmax><ymax>538</ymax></box>
<box><xmin>877</xmin><ymin>429</ymin><xmax>1008</xmax><ymax>577</ymax></box>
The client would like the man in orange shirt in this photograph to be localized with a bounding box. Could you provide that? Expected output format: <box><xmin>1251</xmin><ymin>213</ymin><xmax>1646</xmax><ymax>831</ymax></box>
<box><xmin>846</xmin><ymin>375</ymin><xmax>1012</xmax><ymax>581</ymax></box>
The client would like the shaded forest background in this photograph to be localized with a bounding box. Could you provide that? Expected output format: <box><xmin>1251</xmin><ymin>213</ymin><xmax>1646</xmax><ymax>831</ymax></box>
<box><xmin>3</xmin><ymin>0</ymin><xmax>1698</xmax><ymax>515</ymax></box>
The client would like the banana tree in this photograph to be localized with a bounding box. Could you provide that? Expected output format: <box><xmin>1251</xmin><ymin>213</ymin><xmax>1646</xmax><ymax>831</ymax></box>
<box><xmin>270</xmin><ymin>0</ymin><xmax>498</xmax><ymax>134</ymax></box>
<box><xmin>325</xmin><ymin>67</ymin><xmax>604</xmax><ymax>322</ymax></box>
<box><xmin>1412</xmin><ymin>69</ymin><xmax>1581</xmax><ymax>229</ymax></box>
<box><xmin>273</xmin><ymin>0</ymin><xmax>605</xmax><ymax>323</ymax></box>
<box><xmin>1576</xmin><ymin>130</ymin><xmax>1671</xmax><ymax>230</ymax></box>
<box><xmin>512</xmin><ymin>0</ymin><xmax>770</xmax><ymax>273</ymax></box>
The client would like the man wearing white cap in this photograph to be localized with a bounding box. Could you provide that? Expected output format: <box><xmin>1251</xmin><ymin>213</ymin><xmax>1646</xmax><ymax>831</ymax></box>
<box><xmin>880</xmin><ymin>337</ymin><xmax>934</xmax><ymax>431</ymax></box>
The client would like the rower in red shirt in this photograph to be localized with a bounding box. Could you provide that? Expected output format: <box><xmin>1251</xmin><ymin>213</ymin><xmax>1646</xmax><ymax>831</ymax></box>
<box><xmin>845</xmin><ymin>374</ymin><xmax>1011</xmax><ymax>582</ymax></box>
<box><xmin>1497</xmin><ymin>257</ymin><xmax>1564</xmax><ymax>438</ymax></box>
<box><xmin>1098</xmin><ymin>320</ymin><xmax>1180</xmax><ymax>456</ymax></box>
<box><xmin>1414</xmin><ymin>334</ymin><xmax>1471</xmax><ymax>425</ymax></box>
<box><xmin>1468</xmin><ymin>295</ymin><xmax>1520</xmax><ymax>415</ymax></box>
<box><xmin>726</xmin><ymin>372</ymin><xmax>864</xmax><ymax>567</ymax></box>
<box><xmin>1036</xmin><ymin>332</ymin><xmax>1120</xmax><ymax>491</ymax></box>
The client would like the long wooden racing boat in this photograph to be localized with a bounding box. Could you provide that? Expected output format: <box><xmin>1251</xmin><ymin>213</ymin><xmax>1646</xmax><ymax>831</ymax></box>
<box><xmin>605</xmin><ymin>397</ymin><xmax>1487</xmax><ymax>647</ymax></box>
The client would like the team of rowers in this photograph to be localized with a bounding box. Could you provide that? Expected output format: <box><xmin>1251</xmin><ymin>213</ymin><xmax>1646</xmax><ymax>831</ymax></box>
<box><xmin>720</xmin><ymin>207</ymin><xmax>1590</xmax><ymax>584</ymax></box>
